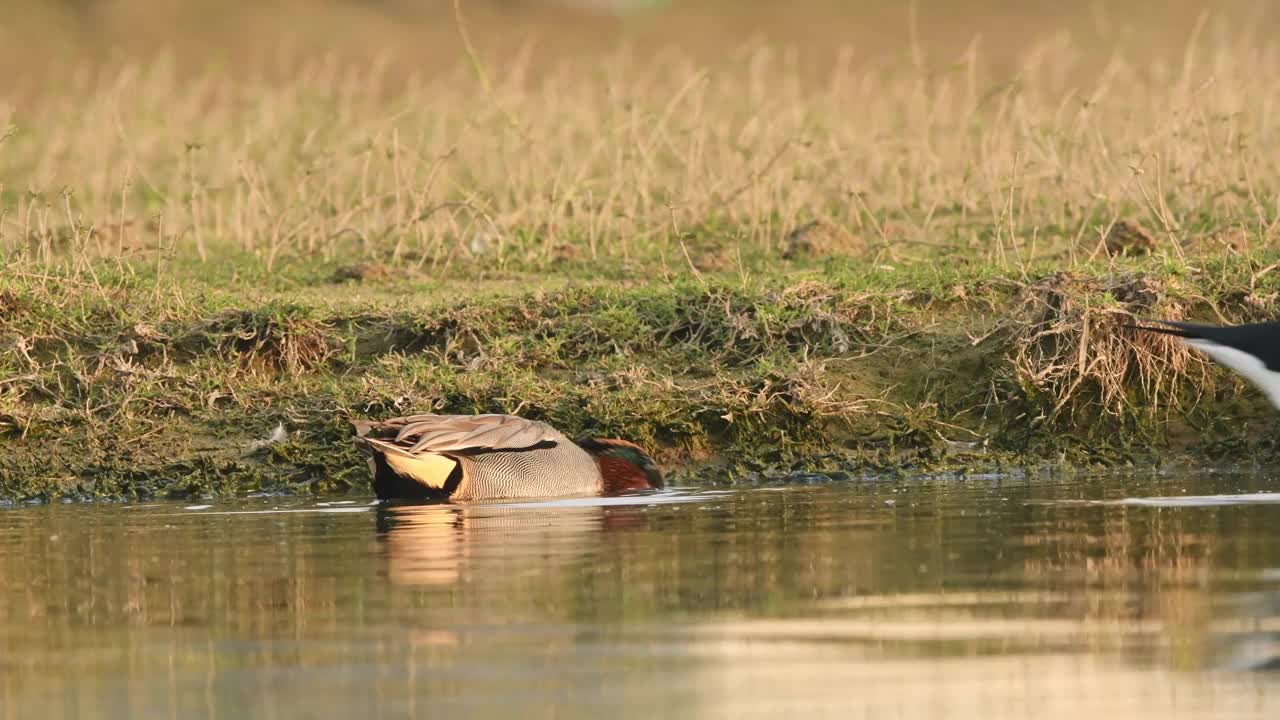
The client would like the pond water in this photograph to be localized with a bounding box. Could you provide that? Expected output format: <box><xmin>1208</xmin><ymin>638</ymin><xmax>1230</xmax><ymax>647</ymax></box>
<box><xmin>3</xmin><ymin>469</ymin><xmax>1280</xmax><ymax>718</ymax></box>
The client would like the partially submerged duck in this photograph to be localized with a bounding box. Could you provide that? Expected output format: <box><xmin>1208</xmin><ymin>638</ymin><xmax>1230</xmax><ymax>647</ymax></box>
<box><xmin>1129</xmin><ymin>319</ymin><xmax>1280</xmax><ymax>410</ymax></box>
<box><xmin>353</xmin><ymin>413</ymin><xmax>664</xmax><ymax>501</ymax></box>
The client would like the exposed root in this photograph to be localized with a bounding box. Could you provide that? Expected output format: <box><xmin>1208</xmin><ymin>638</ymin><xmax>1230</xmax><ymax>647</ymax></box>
<box><xmin>1006</xmin><ymin>272</ymin><xmax>1213</xmax><ymax>424</ymax></box>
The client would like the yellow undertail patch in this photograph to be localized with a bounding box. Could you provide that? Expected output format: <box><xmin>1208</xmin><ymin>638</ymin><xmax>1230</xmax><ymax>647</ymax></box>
<box><xmin>384</xmin><ymin>452</ymin><xmax>458</xmax><ymax>490</ymax></box>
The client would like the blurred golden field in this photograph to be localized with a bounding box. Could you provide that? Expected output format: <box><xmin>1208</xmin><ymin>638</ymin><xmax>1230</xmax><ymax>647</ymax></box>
<box><xmin>2</xmin><ymin>0</ymin><xmax>1280</xmax><ymax>273</ymax></box>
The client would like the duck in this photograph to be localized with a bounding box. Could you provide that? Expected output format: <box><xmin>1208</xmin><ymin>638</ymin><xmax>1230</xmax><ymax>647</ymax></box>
<box><xmin>1128</xmin><ymin>319</ymin><xmax>1280</xmax><ymax>410</ymax></box>
<box><xmin>352</xmin><ymin>413</ymin><xmax>664</xmax><ymax>501</ymax></box>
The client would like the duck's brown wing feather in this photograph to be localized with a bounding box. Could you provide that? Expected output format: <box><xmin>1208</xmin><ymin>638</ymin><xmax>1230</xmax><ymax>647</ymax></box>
<box><xmin>355</xmin><ymin>413</ymin><xmax>563</xmax><ymax>456</ymax></box>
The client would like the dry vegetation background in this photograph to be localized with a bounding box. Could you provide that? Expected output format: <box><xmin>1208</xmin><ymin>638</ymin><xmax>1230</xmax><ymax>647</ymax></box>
<box><xmin>3</xmin><ymin>0</ymin><xmax>1280</xmax><ymax>272</ymax></box>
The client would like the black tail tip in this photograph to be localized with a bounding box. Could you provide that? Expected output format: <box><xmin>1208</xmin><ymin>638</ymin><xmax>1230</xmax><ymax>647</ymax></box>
<box><xmin>1123</xmin><ymin>319</ymin><xmax>1194</xmax><ymax>339</ymax></box>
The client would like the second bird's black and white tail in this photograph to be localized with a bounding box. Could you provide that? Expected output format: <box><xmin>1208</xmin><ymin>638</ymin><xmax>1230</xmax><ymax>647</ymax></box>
<box><xmin>1128</xmin><ymin>319</ymin><xmax>1280</xmax><ymax>410</ymax></box>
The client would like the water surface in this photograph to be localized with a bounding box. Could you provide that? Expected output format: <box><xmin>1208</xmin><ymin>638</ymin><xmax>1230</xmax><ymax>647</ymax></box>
<box><xmin>3</xmin><ymin>470</ymin><xmax>1280</xmax><ymax>718</ymax></box>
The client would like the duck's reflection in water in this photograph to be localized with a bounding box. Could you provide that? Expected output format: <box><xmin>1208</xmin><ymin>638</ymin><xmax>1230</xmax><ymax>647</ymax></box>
<box><xmin>374</xmin><ymin>499</ymin><xmax>648</xmax><ymax>587</ymax></box>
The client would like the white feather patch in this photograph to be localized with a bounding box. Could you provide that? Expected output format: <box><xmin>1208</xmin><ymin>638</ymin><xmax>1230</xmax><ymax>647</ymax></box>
<box><xmin>1186</xmin><ymin>339</ymin><xmax>1280</xmax><ymax>410</ymax></box>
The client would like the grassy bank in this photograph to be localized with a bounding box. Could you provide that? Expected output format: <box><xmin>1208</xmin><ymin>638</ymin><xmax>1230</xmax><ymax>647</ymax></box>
<box><xmin>4</xmin><ymin>5</ymin><xmax>1280</xmax><ymax>499</ymax></box>
<box><xmin>2</xmin><ymin>252</ymin><xmax>1278</xmax><ymax>502</ymax></box>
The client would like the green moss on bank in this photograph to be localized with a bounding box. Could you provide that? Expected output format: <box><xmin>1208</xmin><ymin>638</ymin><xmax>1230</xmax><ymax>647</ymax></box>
<box><xmin>2</xmin><ymin>254</ymin><xmax>1279</xmax><ymax>501</ymax></box>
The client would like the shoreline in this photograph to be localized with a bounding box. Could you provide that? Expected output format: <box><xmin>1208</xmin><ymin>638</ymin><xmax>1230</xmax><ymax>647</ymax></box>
<box><xmin>3</xmin><ymin>256</ymin><xmax>1276</xmax><ymax>502</ymax></box>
